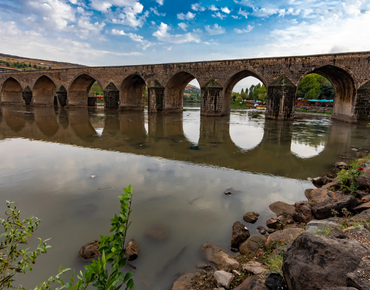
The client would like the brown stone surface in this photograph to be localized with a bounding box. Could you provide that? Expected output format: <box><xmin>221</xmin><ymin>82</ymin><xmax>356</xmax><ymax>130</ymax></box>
<box><xmin>265</xmin><ymin>228</ymin><xmax>304</xmax><ymax>249</ymax></box>
<box><xmin>269</xmin><ymin>201</ymin><xmax>296</xmax><ymax>216</ymax></box>
<box><xmin>233</xmin><ymin>275</ymin><xmax>269</xmax><ymax>290</ymax></box>
<box><xmin>239</xmin><ymin>235</ymin><xmax>267</xmax><ymax>256</ymax></box>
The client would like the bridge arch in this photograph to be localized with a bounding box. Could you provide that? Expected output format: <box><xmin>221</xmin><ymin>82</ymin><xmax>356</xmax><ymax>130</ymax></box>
<box><xmin>0</xmin><ymin>77</ymin><xmax>24</xmax><ymax>104</ymax></box>
<box><xmin>298</xmin><ymin>65</ymin><xmax>356</xmax><ymax>122</ymax></box>
<box><xmin>223</xmin><ymin>69</ymin><xmax>267</xmax><ymax>115</ymax></box>
<box><xmin>68</xmin><ymin>73</ymin><xmax>101</xmax><ymax>107</ymax></box>
<box><xmin>32</xmin><ymin>75</ymin><xmax>57</xmax><ymax>106</ymax></box>
<box><xmin>164</xmin><ymin>71</ymin><xmax>197</xmax><ymax>113</ymax></box>
<box><xmin>119</xmin><ymin>74</ymin><xmax>146</xmax><ymax>111</ymax></box>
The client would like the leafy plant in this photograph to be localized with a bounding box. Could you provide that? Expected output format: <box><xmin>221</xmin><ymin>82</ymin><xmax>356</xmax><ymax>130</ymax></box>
<box><xmin>337</xmin><ymin>163</ymin><xmax>364</xmax><ymax>195</ymax></box>
<box><xmin>0</xmin><ymin>185</ymin><xmax>135</xmax><ymax>290</ymax></box>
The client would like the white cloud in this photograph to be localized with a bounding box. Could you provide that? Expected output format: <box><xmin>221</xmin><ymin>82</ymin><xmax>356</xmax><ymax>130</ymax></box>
<box><xmin>89</xmin><ymin>0</ymin><xmax>141</xmax><ymax>13</ymax></box>
<box><xmin>205</xmin><ymin>23</ymin><xmax>225</xmax><ymax>35</ymax></box>
<box><xmin>191</xmin><ymin>3</ymin><xmax>206</xmax><ymax>12</ymax></box>
<box><xmin>156</xmin><ymin>0</ymin><xmax>164</xmax><ymax>5</ymax></box>
<box><xmin>238</xmin><ymin>8</ymin><xmax>249</xmax><ymax>18</ymax></box>
<box><xmin>150</xmin><ymin>7</ymin><xmax>165</xmax><ymax>16</ymax></box>
<box><xmin>235</xmin><ymin>25</ymin><xmax>254</xmax><ymax>33</ymax></box>
<box><xmin>153</xmin><ymin>22</ymin><xmax>201</xmax><ymax>43</ymax></box>
<box><xmin>112</xmin><ymin>3</ymin><xmax>148</xmax><ymax>28</ymax></box>
<box><xmin>177</xmin><ymin>12</ymin><xmax>195</xmax><ymax>20</ymax></box>
<box><xmin>231</xmin><ymin>15</ymin><xmax>240</xmax><ymax>19</ymax></box>
<box><xmin>212</xmin><ymin>12</ymin><xmax>227</xmax><ymax>19</ymax></box>
<box><xmin>77</xmin><ymin>16</ymin><xmax>105</xmax><ymax>39</ymax></box>
<box><xmin>178</xmin><ymin>22</ymin><xmax>188</xmax><ymax>31</ymax></box>
<box><xmin>221</xmin><ymin>7</ymin><xmax>231</xmax><ymax>14</ymax></box>
<box><xmin>111</xmin><ymin>28</ymin><xmax>152</xmax><ymax>49</ymax></box>
<box><xmin>209</xmin><ymin>5</ymin><xmax>218</xmax><ymax>11</ymax></box>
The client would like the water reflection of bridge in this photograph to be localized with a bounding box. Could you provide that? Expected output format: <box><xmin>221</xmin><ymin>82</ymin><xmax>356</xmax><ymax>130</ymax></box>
<box><xmin>0</xmin><ymin>106</ymin><xmax>368</xmax><ymax>179</ymax></box>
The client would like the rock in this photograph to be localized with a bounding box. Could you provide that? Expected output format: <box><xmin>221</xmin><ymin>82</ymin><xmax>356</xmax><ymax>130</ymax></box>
<box><xmin>354</xmin><ymin>201</ymin><xmax>370</xmax><ymax>213</ymax></box>
<box><xmin>312</xmin><ymin>195</ymin><xmax>358</xmax><ymax>220</ymax></box>
<box><xmin>304</xmin><ymin>188</ymin><xmax>313</xmax><ymax>199</ymax></box>
<box><xmin>79</xmin><ymin>240</ymin><xmax>101</xmax><ymax>260</ymax></box>
<box><xmin>354</xmin><ymin>208</ymin><xmax>370</xmax><ymax>219</ymax></box>
<box><xmin>256</xmin><ymin>226</ymin><xmax>267</xmax><ymax>235</ymax></box>
<box><xmin>293</xmin><ymin>201</ymin><xmax>313</xmax><ymax>223</ymax></box>
<box><xmin>265</xmin><ymin>228</ymin><xmax>304</xmax><ymax>249</ymax></box>
<box><xmin>277</xmin><ymin>213</ymin><xmax>294</xmax><ymax>225</ymax></box>
<box><xmin>322</xmin><ymin>181</ymin><xmax>341</xmax><ymax>190</ymax></box>
<box><xmin>125</xmin><ymin>239</ymin><xmax>139</xmax><ymax>261</ymax></box>
<box><xmin>243</xmin><ymin>212</ymin><xmax>259</xmax><ymax>224</ymax></box>
<box><xmin>334</xmin><ymin>162</ymin><xmax>349</xmax><ymax>169</ymax></box>
<box><xmin>264</xmin><ymin>273</ymin><xmax>288</xmax><ymax>290</ymax></box>
<box><xmin>357</xmin><ymin>191</ymin><xmax>370</xmax><ymax>199</ymax></box>
<box><xmin>202</xmin><ymin>242</ymin><xmax>239</xmax><ymax>272</ymax></box>
<box><xmin>172</xmin><ymin>273</ymin><xmax>194</xmax><ymax>290</ymax></box>
<box><xmin>306</xmin><ymin>188</ymin><xmax>342</xmax><ymax>204</ymax></box>
<box><xmin>266</xmin><ymin>218</ymin><xmax>280</xmax><ymax>229</ymax></box>
<box><xmin>233</xmin><ymin>275</ymin><xmax>269</xmax><ymax>290</ymax></box>
<box><xmin>282</xmin><ymin>232</ymin><xmax>369</xmax><ymax>290</ymax></box>
<box><xmin>146</xmin><ymin>224</ymin><xmax>168</xmax><ymax>240</ymax></box>
<box><xmin>360</xmin><ymin>195</ymin><xmax>370</xmax><ymax>203</ymax></box>
<box><xmin>267</xmin><ymin>228</ymin><xmax>276</xmax><ymax>234</ymax></box>
<box><xmin>327</xmin><ymin>229</ymin><xmax>348</xmax><ymax>239</ymax></box>
<box><xmin>312</xmin><ymin>176</ymin><xmax>325</xmax><ymax>186</ymax></box>
<box><xmin>305</xmin><ymin>219</ymin><xmax>341</xmax><ymax>235</ymax></box>
<box><xmin>239</xmin><ymin>235</ymin><xmax>267</xmax><ymax>256</ymax></box>
<box><xmin>231</xmin><ymin>221</ymin><xmax>250</xmax><ymax>249</ymax></box>
<box><xmin>214</xmin><ymin>270</ymin><xmax>233</xmax><ymax>289</ymax></box>
<box><xmin>347</xmin><ymin>256</ymin><xmax>370</xmax><ymax>289</ymax></box>
<box><xmin>269</xmin><ymin>201</ymin><xmax>295</xmax><ymax>217</ymax></box>
<box><xmin>357</xmin><ymin>176</ymin><xmax>370</xmax><ymax>190</ymax></box>
<box><xmin>345</xmin><ymin>228</ymin><xmax>370</xmax><ymax>249</ymax></box>
<box><xmin>242</xmin><ymin>261</ymin><xmax>267</xmax><ymax>275</ymax></box>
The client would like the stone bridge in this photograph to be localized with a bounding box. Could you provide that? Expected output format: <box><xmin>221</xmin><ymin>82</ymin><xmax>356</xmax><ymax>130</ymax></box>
<box><xmin>1</xmin><ymin>106</ymin><xmax>367</xmax><ymax>179</ymax></box>
<box><xmin>1</xmin><ymin>51</ymin><xmax>370</xmax><ymax>122</ymax></box>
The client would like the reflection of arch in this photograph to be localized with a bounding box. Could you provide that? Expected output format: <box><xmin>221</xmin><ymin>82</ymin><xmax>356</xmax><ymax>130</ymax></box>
<box><xmin>32</xmin><ymin>76</ymin><xmax>57</xmax><ymax>106</ymax></box>
<box><xmin>69</xmin><ymin>108</ymin><xmax>98</xmax><ymax>142</ymax></box>
<box><xmin>101</xmin><ymin>110</ymin><xmax>120</xmax><ymax>136</ymax></box>
<box><xmin>34</xmin><ymin>107</ymin><xmax>59</xmax><ymax>137</ymax></box>
<box><xmin>164</xmin><ymin>72</ymin><xmax>195</xmax><ymax>113</ymax></box>
<box><xmin>119</xmin><ymin>111</ymin><xmax>147</xmax><ymax>145</ymax></box>
<box><xmin>1</xmin><ymin>106</ymin><xmax>25</xmax><ymax>132</ymax></box>
<box><xmin>119</xmin><ymin>75</ymin><xmax>146</xmax><ymax>110</ymax></box>
<box><xmin>1</xmin><ymin>78</ymin><xmax>24</xmax><ymax>104</ymax></box>
<box><xmin>68</xmin><ymin>73</ymin><xmax>99</xmax><ymax>107</ymax></box>
<box><xmin>299</xmin><ymin>65</ymin><xmax>356</xmax><ymax>122</ymax></box>
<box><xmin>223</xmin><ymin>70</ymin><xmax>266</xmax><ymax>115</ymax></box>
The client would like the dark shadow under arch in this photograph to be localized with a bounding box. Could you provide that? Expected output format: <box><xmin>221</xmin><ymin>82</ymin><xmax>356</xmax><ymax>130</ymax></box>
<box><xmin>32</xmin><ymin>75</ymin><xmax>57</xmax><ymax>106</ymax></box>
<box><xmin>69</xmin><ymin>74</ymin><xmax>98</xmax><ymax>107</ymax></box>
<box><xmin>119</xmin><ymin>75</ymin><xmax>146</xmax><ymax>111</ymax></box>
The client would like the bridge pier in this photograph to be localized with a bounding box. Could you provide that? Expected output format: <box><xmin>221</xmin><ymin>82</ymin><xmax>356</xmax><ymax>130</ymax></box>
<box><xmin>56</xmin><ymin>86</ymin><xmax>67</xmax><ymax>107</ymax></box>
<box><xmin>22</xmin><ymin>87</ymin><xmax>32</xmax><ymax>105</ymax></box>
<box><xmin>201</xmin><ymin>80</ymin><xmax>224</xmax><ymax>116</ymax></box>
<box><xmin>355</xmin><ymin>80</ymin><xmax>370</xmax><ymax>122</ymax></box>
<box><xmin>104</xmin><ymin>83</ymin><xmax>119</xmax><ymax>109</ymax></box>
<box><xmin>148</xmin><ymin>81</ymin><xmax>165</xmax><ymax>113</ymax></box>
<box><xmin>265</xmin><ymin>75</ymin><xmax>296</xmax><ymax>120</ymax></box>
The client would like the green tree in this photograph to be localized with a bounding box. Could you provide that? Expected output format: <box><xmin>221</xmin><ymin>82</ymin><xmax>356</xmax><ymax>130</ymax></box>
<box><xmin>235</xmin><ymin>95</ymin><xmax>243</xmax><ymax>103</ymax></box>
<box><xmin>297</xmin><ymin>73</ymin><xmax>334</xmax><ymax>100</ymax></box>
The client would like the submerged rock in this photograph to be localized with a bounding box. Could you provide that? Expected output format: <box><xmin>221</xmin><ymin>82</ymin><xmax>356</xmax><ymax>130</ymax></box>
<box><xmin>146</xmin><ymin>223</ymin><xmax>168</xmax><ymax>240</ymax></box>
<box><xmin>79</xmin><ymin>240</ymin><xmax>100</xmax><ymax>260</ymax></box>
<box><xmin>269</xmin><ymin>201</ymin><xmax>295</xmax><ymax>217</ymax></box>
<box><xmin>243</xmin><ymin>212</ymin><xmax>259</xmax><ymax>223</ymax></box>
<box><xmin>231</xmin><ymin>221</ymin><xmax>250</xmax><ymax>249</ymax></box>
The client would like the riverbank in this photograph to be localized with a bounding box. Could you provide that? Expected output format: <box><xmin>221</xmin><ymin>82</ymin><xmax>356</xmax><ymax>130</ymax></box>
<box><xmin>172</xmin><ymin>150</ymin><xmax>370</xmax><ymax>290</ymax></box>
<box><xmin>295</xmin><ymin>105</ymin><xmax>332</xmax><ymax>114</ymax></box>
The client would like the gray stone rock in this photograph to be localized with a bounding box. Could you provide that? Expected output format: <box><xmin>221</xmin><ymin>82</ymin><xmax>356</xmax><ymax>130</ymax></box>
<box><xmin>354</xmin><ymin>201</ymin><xmax>370</xmax><ymax>213</ymax></box>
<box><xmin>347</xmin><ymin>256</ymin><xmax>370</xmax><ymax>289</ymax></box>
<box><xmin>312</xmin><ymin>195</ymin><xmax>358</xmax><ymax>220</ymax></box>
<box><xmin>231</xmin><ymin>221</ymin><xmax>250</xmax><ymax>249</ymax></box>
<box><xmin>242</xmin><ymin>261</ymin><xmax>267</xmax><ymax>275</ymax></box>
<box><xmin>305</xmin><ymin>219</ymin><xmax>341</xmax><ymax>235</ymax></box>
<box><xmin>256</xmin><ymin>226</ymin><xmax>266</xmax><ymax>235</ymax></box>
<box><xmin>265</xmin><ymin>228</ymin><xmax>304</xmax><ymax>249</ymax></box>
<box><xmin>354</xmin><ymin>208</ymin><xmax>370</xmax><ymax>219</ymax></box>
<box><xmin>269</xmin><ymin>201</ymin><xmax>295</xmax><ymax>216</ymax></box>
<box><xmin>214</xmin><ymin>270</ymin><xmax>234</xmax><ymax>289</ymax></box>
<box><xmin>243</xmin><ymin>212</ymin><xmax>259</xmax><ymax>224</ymax></box>
<box><xmin>239</xmin><ymin>235</ymin><xmax>267</xmax><ymax>256</ymax></box>
<box><xmin>265</xmin><ymin>273</ymin><xmax>288</xmax><ymax>290</ymax></box>
<box><xmin>202</xmin><ymin>242</ymin><xmax>239</xmax><ymax>272</ymax></box>
<box><xmin>266</xmin><ymin>218</ymin><xmax>280</xmax><ymax>229</ymax></box>
<box><xmin>283</xmin><ymin>232</ymin><xmax>369</xmax><ymax>290</ymax></box>
<box><xmin>293</xmin><ymin>201</ymin><xmax>313</xmax><ymax>224</ymax></box>
<box><xmin>233</xmin><ymin>275</ymin><xmax>269</xmax><ymax>290</ymax></box>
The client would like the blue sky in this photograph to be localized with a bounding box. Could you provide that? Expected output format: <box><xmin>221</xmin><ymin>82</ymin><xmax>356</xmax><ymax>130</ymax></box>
<box><xmin>0</xmin><ymin>0</ymin><xmax>369</xmax><ymax>91</ymax></box>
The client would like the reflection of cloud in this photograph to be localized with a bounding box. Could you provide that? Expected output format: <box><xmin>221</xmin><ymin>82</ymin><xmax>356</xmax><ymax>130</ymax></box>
<box><xmin>291</xmin><ymin>141</ymin><xmax>325</xmax><ymax>158</ymax></box>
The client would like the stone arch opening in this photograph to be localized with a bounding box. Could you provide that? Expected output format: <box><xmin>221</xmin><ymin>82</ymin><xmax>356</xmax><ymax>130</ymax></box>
<box><xmin>1</xmin><ymin>77</ymin><xmax>24</xmax><ymax>104</ymax></box>
<box><xmin>69</xmin><ymin>74</ymin><xmax>99</xmax><ymax>107</ymax></box>
<box><xmin>119</xmin><ymin>74</ymin><xmax>146</xmax><ymax>111</ymax></box>
<box><xmin>33</xmin><ymin>75</ymin><xmax>56</xmax><ymax>106</ymax></box>
<box><xmin>301</xmin><ymin>65</ymin><xmax>355</xmax><ymax>122</ymax></box>
<box><xmin>164</xmin><ymin>71</ymin><xmax>197</xmax><ymax>113</ymax></box>
<box><xmin>224</xmin><ymin>70</ymin><xmax>266</xmax><ymax>114</ymax></box>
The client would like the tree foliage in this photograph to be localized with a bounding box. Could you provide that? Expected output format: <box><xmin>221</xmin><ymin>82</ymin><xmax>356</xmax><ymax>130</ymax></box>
<box><xmin>297</xmin><ymin>73</ymin><xmax>334</xmax><ymax>99</ymax></box>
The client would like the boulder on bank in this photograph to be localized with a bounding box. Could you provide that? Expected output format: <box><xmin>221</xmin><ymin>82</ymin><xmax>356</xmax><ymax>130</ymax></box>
<box><xmin>79</xmin><ymin>240</ymin><xmax>100</xmax><ymax>260</ymax></box>
<box><xmin>243</xmin><ymin>212</ymin><xmax>259</xmax><ymax>223</ymax></box>
<box><xmin>283</xmin><ymin>232</ymin><xmax>369</xmax><ymax>290</ymax></box>
<box><xmin>334</xmin><ymin>162</ymin><xmax>349</xmax><ymax>169</ymax></box>
<box><xmin>214</xmin><ymin>270</ymin><xmax>234</xmax><ymax>289</ymax></box>
<box><xmin>231</xmin><ymin>221</ymin><xmax>250</xmax><ymax>249</ymax></box>
<box><xmin>239</xmin><ymin>235</ymin><xmax>267</xmax><ymax>256</ymax></box>
<box><xmin>347</xmin><ymin>256</ymin><xmax>370</xmax><ymax>289</ymax></box>
<box><xmin>233</xmin><ymin>275</ymin><xmax>269</xmax><ymax>290</ymax></box>
<box><xmin>269</xmin><ymin>201</ymin><xmax>295</xmax><ymax>217</ymax></box>
<box><xmin>242</xmin><ymin>261</ymin><xmax>267</xmax><ymax>275</ymax></box>
<box><xmin>265</xmin><ymin>228</ymin><xmax>304</xmax><ymax>250</ymax></box>
<box><xmin>305</xmin><ymin>188</ymin><xmax>342</xmax><ymax>204</ymax></box>
<box><xmin>266</xmin><ymin>218</ymin><xmax>280</xmax><ymax>229</ymax></box>
<box><xmin>312</xmin><ymin>195</ymin><xmax>358</xmax><ymax>219</ymax></box>
<box><xmin>202</xmin><ymin>242</ymin><xmax>239</xmax><ymax>272</ymax></box>
<box><xmin>172</xmin><ymin>273</ymin><xmax>194</xmax><ymax>290</ymax></box>
<box><xmin>293</xmin><ymin>201</ymin><xmax>313</xmax><ymax>223</ymax></box>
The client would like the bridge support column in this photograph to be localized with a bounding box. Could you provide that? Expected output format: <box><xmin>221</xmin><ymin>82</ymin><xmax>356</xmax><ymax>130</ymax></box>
<box><xmin>88</xmin><ymin>96</ymin><xmax>97</xmax><ymax>107</ymax></box>
<box><xmin>104</xmin><ymin>83</ymin><xmax>119</xmax><ymax>109</ymax></box>
<box><xmin>266</xmin><ymin>75</ymin><xmax>296</xmax><ymax>120</ymax></box>
<box><xmin>201</xmin><ymin>80</ymin><xmax>224</xmax><ymax>116</ymax></box>
<box><xmin>354</xmin><ymin>80</ymin><xmax>370</xmax><ymax>122</ymax></box>
<box><xmin>22</xmin><ymin>87</ymin><xmax>32</xmax><ymax>106</ymax></box>
<box><xmin>56</xmin><ymin>88</ymin><xmax>67</xmax><ymax>107</ymax></box>
<box><xmin>148</xmin><ymin>81</ymin><xmax>165</xmax><ymax>113</ymax></box>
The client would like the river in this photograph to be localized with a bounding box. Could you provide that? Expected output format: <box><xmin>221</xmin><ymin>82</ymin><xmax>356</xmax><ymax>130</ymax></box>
<box><xmin>0</xmin><ymin>104</ymin><xmax>369</xmax><ymax>289</ymax></box>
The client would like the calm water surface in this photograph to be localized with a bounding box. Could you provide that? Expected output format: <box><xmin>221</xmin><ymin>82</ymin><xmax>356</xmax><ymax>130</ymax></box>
<box><xmin>0</xmin><ymin>105</ymin><xmax>369</xmax><ymax>290</ymax></box>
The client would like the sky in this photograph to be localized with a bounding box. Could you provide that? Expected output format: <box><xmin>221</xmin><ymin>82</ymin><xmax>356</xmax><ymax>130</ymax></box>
<box><xmin>0</xmin><ymin>0</ymin><xmax>369</xmax><ymax>92</ymax></box>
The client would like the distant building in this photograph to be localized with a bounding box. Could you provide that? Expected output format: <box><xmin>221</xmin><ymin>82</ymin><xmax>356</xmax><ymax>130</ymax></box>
<box><xmin>0</xmin><ymin>66</ymin><xmax>20</xmax><ymax>73</ymax></box>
